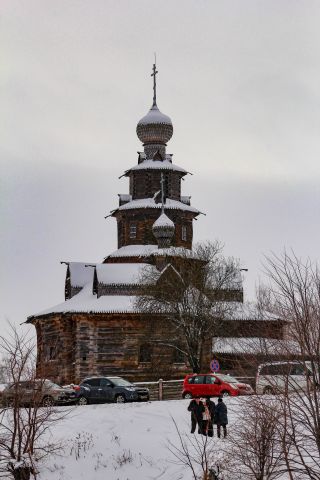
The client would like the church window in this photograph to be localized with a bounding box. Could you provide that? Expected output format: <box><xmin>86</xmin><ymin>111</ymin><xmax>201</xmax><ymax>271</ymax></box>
<box><xmin>44</xmin><ymin>344</ymin><xmax>57</xmax><ymax>361</ymax></box>
<box><xmin>129</xmin><ymin>224</ymin><xmax>137</xmax><ymax>239</ymax></box>
<box><xmin>139</xmin><ymin>344</ymin><xmax>152</xmax><ymax>363</ymax></box>
<box><xmin>182</xmin><ymin>225</ymin><xmax>187</xmax><ymax>241</ymax></box>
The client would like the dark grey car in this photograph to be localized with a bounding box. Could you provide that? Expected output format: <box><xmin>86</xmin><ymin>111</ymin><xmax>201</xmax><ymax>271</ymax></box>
<box><xmin>76</xmin><ymin>376</ymin><xmax>149</xmax><ymax>405</ymax></box>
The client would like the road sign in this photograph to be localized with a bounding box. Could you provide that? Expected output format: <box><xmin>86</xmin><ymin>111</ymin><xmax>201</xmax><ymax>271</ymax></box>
<box><xmin>210</xmin><ymin>359</ymin><xmax>220</xmax><ymax>372</ymax></box>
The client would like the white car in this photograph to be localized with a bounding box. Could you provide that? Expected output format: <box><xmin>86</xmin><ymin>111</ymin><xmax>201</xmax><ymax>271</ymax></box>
<box><xmin>256</xmin><ymin>361</ymin><xmax>315</xmax><ymax>395</ymax></box>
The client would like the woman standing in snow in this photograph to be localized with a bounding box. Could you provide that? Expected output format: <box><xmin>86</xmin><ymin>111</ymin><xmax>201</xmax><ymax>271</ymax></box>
<box><xmin>187</xmin><ymin>396</ymin><xmax>204</xmax><ymax>433</ymax></box>
<box><xmin>201</xmin><ymin>397</ymin><xmax>211</xmax><ymax>436</ymax></box>
<box><xmin>204</xmin><ymin>397</ymin><xmax>215</xmax><ymax>437</ymax></box>
<box><xmin>214</xmin><ymin>397</ymin><xmax>228</xmax><ymax>438</ymax></box>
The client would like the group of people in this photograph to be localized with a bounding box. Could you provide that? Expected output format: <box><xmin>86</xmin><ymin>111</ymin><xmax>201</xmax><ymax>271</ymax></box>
<box><xmin>187</xmin><ymin>396</ymin><xmax>228</xmax><ymax>438</ymax></box>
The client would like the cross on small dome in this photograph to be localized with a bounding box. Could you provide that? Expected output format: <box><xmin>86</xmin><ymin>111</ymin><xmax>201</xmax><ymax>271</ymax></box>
<box><xmin>136</xmin><ymin>63</ymin><xmax>173</xmax><ymax>157</ymax></box>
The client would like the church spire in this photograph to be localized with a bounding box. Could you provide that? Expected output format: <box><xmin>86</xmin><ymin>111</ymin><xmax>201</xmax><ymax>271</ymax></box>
<box><xmin>151</xmin><ymin>60</ymin><xmax>158</xmax><ymax>107</ymax></box>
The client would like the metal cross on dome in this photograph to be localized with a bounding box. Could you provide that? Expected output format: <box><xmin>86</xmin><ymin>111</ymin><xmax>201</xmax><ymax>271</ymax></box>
<box><xmin>151</xmin><ymin>61</ymin><xmax>158</xmax><ymax>107</ymax></box>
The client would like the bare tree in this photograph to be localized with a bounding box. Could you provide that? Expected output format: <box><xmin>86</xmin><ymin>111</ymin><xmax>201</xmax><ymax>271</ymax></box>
<box><xmin>168</xmin><ymin>416</ymin><xmax>223</xmax><ymax>480</ymax></box>
<box><xmin>136</xmin><ymin>241</ymin><xmax>241</xmax><ymax>372</ymax></box>
<box><xmin>225</xmin><ymin>396</ymin><xmax>289</xmax><ymax>480</ymax></box>
<box><xmin>0</xmin><ymin>324</ymin><xmax>68</xmax><ymax>480</ymax></box>
<box><xmin>262</xmin><ymin>251</ymin><xmax>320</xmax><ymax>479</ymax></box>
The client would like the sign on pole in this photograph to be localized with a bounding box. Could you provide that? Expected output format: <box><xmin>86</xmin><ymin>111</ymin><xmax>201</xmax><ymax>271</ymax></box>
<box><xmin>210</xmin><ymin>359</ymin><xmax>220</xmax><ymax>372</ymax></box>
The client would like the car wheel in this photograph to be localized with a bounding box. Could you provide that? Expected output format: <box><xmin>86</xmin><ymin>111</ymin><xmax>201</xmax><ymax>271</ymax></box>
<box><xmin>42</xmin><ymin>396</ymin><xmax>54</xmax><ymax>407</ymax></box>
<box><xmin>183</xmin><ymin>392</ymin><xmax>193</xmax><ymax>399</ymax></box>
<box><xmin>115</xmin><ymin>394</ymin><xmax>126</xmax><ymax>404</ymax></box>
<box><xmin>78</xmin><ymin>396</ymin><xmax>88</xmax><ymax>406</ymax></box>
<box><xmin>221</xmin><ymin>391</ymin><xmax>230</xmax><ymax>397</ymax></box>
<box><xmin>263</xmin><ymin>386</ymin><xmax>274</xmax><ymax>395</ymax></box>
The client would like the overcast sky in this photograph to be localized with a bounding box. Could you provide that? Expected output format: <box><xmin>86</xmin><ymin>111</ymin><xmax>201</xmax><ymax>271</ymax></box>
<box><xmin>1</xmin><ymin>0</ymin><xmax>320</xmax><ymax>332</ymax></box>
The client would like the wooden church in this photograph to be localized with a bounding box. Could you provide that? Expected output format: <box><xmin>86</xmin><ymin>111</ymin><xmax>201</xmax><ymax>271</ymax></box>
<box><xmin>27</xmin><ymin>65</ymin><xmax>287</xmax><ymax>384</ymax></box>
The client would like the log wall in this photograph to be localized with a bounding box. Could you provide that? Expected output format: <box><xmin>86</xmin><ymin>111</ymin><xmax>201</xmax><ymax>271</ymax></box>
<box><xmin>33</xmin><ymin>312</ymin><xmax>193</xmax><ymax>385</ymax></box>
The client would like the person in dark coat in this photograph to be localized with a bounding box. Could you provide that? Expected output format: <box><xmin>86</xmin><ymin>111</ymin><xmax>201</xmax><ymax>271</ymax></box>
<box><xmin>205</xmin><ymin>397</ymin><xmax>215</xmax><ymax>437</ymax></box>
<box><xmin>215</xmin><ymin>397</ymin><xmax>228</xmax><ymax>438</ymax></box>
<box><xmin>187</xmin><ymin>396</ymin><xmax>204</xmax><ymax>434</ymax></box>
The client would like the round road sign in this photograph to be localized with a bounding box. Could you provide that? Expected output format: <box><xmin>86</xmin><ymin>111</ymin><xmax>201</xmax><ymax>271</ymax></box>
<box><xmin>210</xmin><ymin>359</ymin><xmax>220</xmax><ymax>372</ymax></box>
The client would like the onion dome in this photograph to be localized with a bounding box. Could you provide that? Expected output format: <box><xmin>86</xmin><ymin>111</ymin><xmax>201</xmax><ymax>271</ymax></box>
<box><xmin>137</xmin><ymin>63</ymin><xmax>173</xmax><ymax>151</ymax></box>
<box><xmin>136</xmin><ymin>105</ymin><xmax>173</xmax><ymax>146</ymax></box>
<box><xmin>152</xmin><ymin>212</ymin><xmax>175</xmax><ymax>248</ymax></box>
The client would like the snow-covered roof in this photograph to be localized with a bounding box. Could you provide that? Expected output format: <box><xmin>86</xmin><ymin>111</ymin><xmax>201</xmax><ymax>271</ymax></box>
<box><xmin>223</xmin><ymin>302</ymin><xmax>280</xmax><ymax>322</ymax></box>
<box><xmin>68</xmin><ymin>262</ymin><xmax>95</xmax><ymax>288</ymax></box>
<box><xmin>137</xmin><ymin>105</ymin><xmax>172</xmax><ymax>126</ymax></box>
<box><xmin>212</xmin><ymin>337</ymin><xmax>300</xmax><ymax>355</ymax></box>
<box><xmin>29</xmin><ymin>284</ymin><xmax>140</xmax><ymax>318</ymax></box>
<box><xmin>124</xmin><ymin>160</ymin><xmax>188</xmax><ymax>175</ymax></box>
<box><xmin>105</xmin><ymin>244</ymin><xmax>200</xmax><ymax>260</ymax></box>
<box><xmin>153</xmin><ymin>212</ymin><xmax>175</xmax><ymax>229</ymax></box>
<box><xmin>114</xmin><ymin>197</ymin><xmax>200</xmax><ymax>215</ymax></box>
<box><xmin>96</xmin><ymin>263</ymin><xmax>158</xmax><ymax>285</ymax></box>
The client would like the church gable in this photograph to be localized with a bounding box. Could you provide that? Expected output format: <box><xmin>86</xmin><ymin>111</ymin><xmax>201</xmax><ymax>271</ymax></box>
<box><xmin>64</xmin><ymin>262</ymin><xmax>95</xmax><ymax>299</ymax></box>
<box><xmin>94</xmin><ymin>263</ymin><xmax>159</xmax><ymax>297</ymax></box>
<box><xmin>156</xmin><ymin>263</ymin><xmax>183</xmax><ymax>288</ymax></box>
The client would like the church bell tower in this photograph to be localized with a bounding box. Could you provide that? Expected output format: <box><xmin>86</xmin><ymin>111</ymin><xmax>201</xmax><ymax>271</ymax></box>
<box><xmin>108</xmin><ymin>63</ymin><xmax>201</xmax><ymax>255</ymax></box>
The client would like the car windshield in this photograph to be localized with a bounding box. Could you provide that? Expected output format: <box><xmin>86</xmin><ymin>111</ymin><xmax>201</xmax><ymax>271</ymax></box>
<box><xmin>216</xmin><ymin>374</ymin><xmax>238</xmax><ymax>383</ymax></box>
<box><xmin>111</xmin><ymin>378</ymin><xmax>132</xmax><ymax>387</ymax></box>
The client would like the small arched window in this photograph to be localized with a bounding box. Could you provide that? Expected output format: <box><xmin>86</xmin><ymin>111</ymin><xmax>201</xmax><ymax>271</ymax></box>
<box><xmin>130</xmin><ymin>224</ymin><xmax>137</xmax><ymax>239</ymax></box>
<box><xmin>139</xmin><ymin>344</ymin><xmax>152</xmax><ymax>363</ymax></box>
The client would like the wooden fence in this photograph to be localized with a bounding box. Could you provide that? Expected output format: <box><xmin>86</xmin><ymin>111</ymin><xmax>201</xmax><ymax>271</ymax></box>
<box><xmin>134</xmin><ymin>379</ymin><xmax>183</xmax><ymax>401</ymax></box>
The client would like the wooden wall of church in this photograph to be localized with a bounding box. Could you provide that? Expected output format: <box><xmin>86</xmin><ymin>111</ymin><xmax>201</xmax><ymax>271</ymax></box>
<box><xmin>114</xmin><ymin>210</ymin><xmax>195</xmax><ymax>249</ymax></box>
<box><xmin>33</xmin><ymin>313</ymin><xmax>193</xmax><ymax>385</ymax></box>
<box><xmin>33</xmin><ymin>313</ymin><xmax>284</xmax><ymax>385</ymax></box>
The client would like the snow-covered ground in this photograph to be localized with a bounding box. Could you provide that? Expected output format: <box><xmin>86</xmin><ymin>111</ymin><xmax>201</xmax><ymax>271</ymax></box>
<box><xmin>39</xmin><ymin>398</ymin><xmax>242</xmax><ymax>480</ymax></box>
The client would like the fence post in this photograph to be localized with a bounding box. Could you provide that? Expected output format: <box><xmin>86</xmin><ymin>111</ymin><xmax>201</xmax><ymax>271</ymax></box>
<box><xmin>158</xmin><ymin>378</ymin><xmax>163</xmax><ymax>401</ymax></box>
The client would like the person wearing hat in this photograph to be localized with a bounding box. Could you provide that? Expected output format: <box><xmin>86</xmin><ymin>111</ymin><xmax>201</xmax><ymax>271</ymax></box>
<box><xmin>214</xmin><ymin>397</ymin><xmax>228</xmax><ymax>438</ymax></box>
<box><xmin>187</xmin><ymin>396</ymin><xmax>205</xmax><ymax>434</ymax></box>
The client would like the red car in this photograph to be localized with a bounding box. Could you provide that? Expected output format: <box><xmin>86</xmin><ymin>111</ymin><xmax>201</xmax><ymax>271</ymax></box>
<box><xmin>182</xmin><ymin>373</ymin><xmax>240</xmax><ymax>399</ymax></box>
<box><xmin>214</xmin><ymin>374</ymin><xmax>254</xmax><ymax>395</ymax></box>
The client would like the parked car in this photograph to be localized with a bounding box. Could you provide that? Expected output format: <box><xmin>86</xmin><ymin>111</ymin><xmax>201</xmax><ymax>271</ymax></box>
<box><xmin>76</xmin><ymin>376</ymin><xmax>150</xmax><ymax>405</ymax></box>
<box><xmin>215</xmin><ymin>374</ymin><xmax>254</xmax><ymax>395</ymax></box>
<box><xmin>1</xmin><ymin>379</ymin><xmax>77</xmax><ymax>407</ymax></box>
<box><xmin>256</xmin><ymin>361</ymin><xmax>315</xmax><ymax>395</ymax></box>
<box><xmin>182</xmin><ymin>373</ymin><xmax>240</xmax><ymax>399</ymax></box>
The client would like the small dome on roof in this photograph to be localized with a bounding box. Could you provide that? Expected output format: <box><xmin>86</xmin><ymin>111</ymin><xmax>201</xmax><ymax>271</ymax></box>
<box><xmin>137</xmin><ymin>105</ymin><xmax>173</xmax><ymax>145</ymax></box>
<box><xmin>138</xmin><ymin>105</ymin><xmax>172</xmax><ymax>126</ymax></box>
<box><xmin>152</xmin><ymin>212</ymin><xmax>175</xmax><ymax>248</ymax></box>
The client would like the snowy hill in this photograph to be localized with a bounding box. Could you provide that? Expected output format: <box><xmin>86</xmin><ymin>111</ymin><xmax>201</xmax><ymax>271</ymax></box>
<box><xmin>39</xmin><ymin>398</ymin><xmax>240</xmax><ymax>480</ymax></box>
